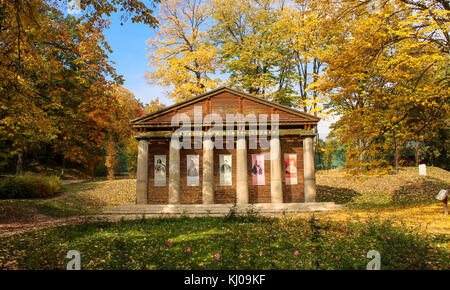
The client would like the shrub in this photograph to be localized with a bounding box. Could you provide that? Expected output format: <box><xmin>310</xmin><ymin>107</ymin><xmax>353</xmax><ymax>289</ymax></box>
<box><xmin>0</xmin><ymin>172</ymin><xmax>61</xmax><ymax>199</ymax></box>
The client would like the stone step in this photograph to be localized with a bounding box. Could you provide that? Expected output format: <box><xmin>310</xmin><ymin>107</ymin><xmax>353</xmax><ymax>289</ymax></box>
<box><xmin>105</xmin><ymin>206</ymin><xmax>342</xmax><ymax>213</ymax></box>
<box><xmin>103</xmin><ymin>202</ymin><xmax>344</xmax><ymax>216</ymax></box>
<box><xmin>108</xmin><ymin>202</ymin><xmax>338</xmax><ymax>208</ymax></box>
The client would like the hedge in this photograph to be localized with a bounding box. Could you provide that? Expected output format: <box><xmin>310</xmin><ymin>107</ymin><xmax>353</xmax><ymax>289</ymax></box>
<box><xmin>0</xmin><ymin>173</ymin><xmax>61</xmax><ymax>199</ymax></box>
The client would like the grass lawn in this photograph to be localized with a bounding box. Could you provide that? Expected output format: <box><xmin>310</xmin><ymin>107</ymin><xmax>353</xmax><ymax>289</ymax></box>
<box><xmin>0</xmin><ymin>178</ymin><xmax>135</xmax><ymax>222</ymax></box>
<box><xmin>0</xmin><ymin>166</ymin><xmax>448</xmax><ymax>270</ymax></box>
<box><xmin>0</xmin><ymin>216</ymin><xmax>448</xmax><ymax>270</ymax></box>
<box><xmin>36</xmin><ymin>179</ymin><xmax>135</xmax><ymax>217</ymax></box>
<box><xmin>313</xmin><ymin>167</ymin><xmax>450</xmax><ymax>240</ymax></box>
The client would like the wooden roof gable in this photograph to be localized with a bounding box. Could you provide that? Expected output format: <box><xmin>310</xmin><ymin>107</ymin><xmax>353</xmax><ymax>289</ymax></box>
<box><xmin>130</xmin><ymin>87</ymin><xmax>320</xmax><ymax>126</ymax></box>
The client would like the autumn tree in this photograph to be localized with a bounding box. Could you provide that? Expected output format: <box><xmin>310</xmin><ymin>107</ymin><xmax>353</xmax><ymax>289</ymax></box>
<box><xmin>104</xmin><ymin>86</ymin><xmax>144</xmax><ymax>179</ymax></box>
<box><xmin>143</xmin><ymin>98</ymin><xmax>166</xmax><ymax>114</ymax></box>
<box><xmin>146</xmin><ymin>0</ymin><xmax>221</xmax><ymax>102</ymax></box>
<box><xmin>1</xmin><ymin>0</ymin><xmax>62</xmax><ymax>174</ymax></box>
<box><xmin>273</xmin><ymin>1</ymin><xmax>339</xmax><ymax>113</ymax></box>
<box><xmin>312</xmin><ymin>0</ymin><xmax>449</xmax><ymax>170</ymax></box>
<box><xmin>0</xmin><ymin>0</ymin><xmax>156</xmax><ymax>175</ymax></box>
<box><xmin>122</xmin><ymin>96</ymin><xmax>167</xmax><ymax>176</ymax></box>
<box><xmin>210</xmin><ymin>0</ymin><xmax>284</xmax><ymax>98</ymax></box>
<box><xmin>210</xmin><ymin>0</ymin><xmax>334</xmax><ymax>115</ymax></box>
<box><xmin>51</xmin><ymin>0</ymin><xmax>160</xmax><ymax>27</ymax></box>
<box><xmin>393</xmin><ymin>0</ymin><xmax>448</xmax><ymax>54</ymax></box>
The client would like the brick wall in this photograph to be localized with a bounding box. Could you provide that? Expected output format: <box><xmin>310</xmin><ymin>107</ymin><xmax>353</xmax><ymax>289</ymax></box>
<box><xmin>213</xmin><ymin>146</ymin><xmax>237</xmax><ymax>203</ymax></box>
<box><xmin>147</xmin><ymin>139</ymin><xmax>170</xmax><ymax>204</ymax></box>
<box><xmin>281</xmin><ymin>137</ymin><xmax>304</xmax><ymax>202</ymax></box>
<box><xmin>147</xmin><ymin>136</ymin><xmax>304</xmax><ymax>204</ymax></box>
<box><xmin>247</xmin><ymin>138</ymin><xmax>272</xmax><ymax>203</ymax></box>
<box><xmin>179</xmin><ymin>142</ymin><xmax>204</xmax><ymax>204</ymax></box>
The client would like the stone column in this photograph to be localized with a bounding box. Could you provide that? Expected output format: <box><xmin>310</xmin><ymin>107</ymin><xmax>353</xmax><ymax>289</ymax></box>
<box><xmin>270</xmin><ymin>136</ymin><xmax>283</xmax><ymax>203</ymax></box>
<box><xmin>202</xmin><ymin>139</ymin><xmax>214</xmax><ymax>204</ymax></box>
<box><xmin>303</xmin><ymin>136</ymin><xmax>316</xmax><ymax>202</ymax></box>
<box><xmin>236</xmin><ymin>135</ymin><xmax>249</xmax><ymax>204</ymax></box>
<box><xmin>136</xmin><ymin>140</ymin><xmax>148</xmax><ymax>204</ymax></box>
<box><xmin>168</xmin><ymin>138</ymin><xmax>181</xmax><ymax>204</ymax></box>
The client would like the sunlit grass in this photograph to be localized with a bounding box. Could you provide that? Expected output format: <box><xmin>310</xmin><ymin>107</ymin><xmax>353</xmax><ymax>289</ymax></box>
<box><xmin>36</xmin><ymin>179</ymin><xmax>135</xmax><ymax>217</ymax></box>
<box><xmin>0</xmin><ymin>217</ymin><xmax>447</xmax><ymax>270</ymax></box>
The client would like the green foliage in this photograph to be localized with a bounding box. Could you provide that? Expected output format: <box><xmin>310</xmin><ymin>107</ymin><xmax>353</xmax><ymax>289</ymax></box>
<box><xmin>125</xmin><ymin>138</ymin><xmax>138</xmax><ymax>175</ymax></box>
<box><xmin>316</xmin><ymin>137</ymin><xmax>347</xmax><ymax>170</ymax></box>
<box><xmin>422</xmin><ymin>125</ymin><xmax>450</xmax><ymax>170</ymax></box>
<box><xmin>225</xmin><ymin>203</ymin><xmax>238</xmax><ymax>220</ymax></box>
<box><xmin>225</xmin><ymin>204</ymin><xmax>261</xmax><ymax>223</ymax></box>
<box><xmin>0</xmin><ymin>173</ymin><xmax>61</xmax><ymax>199</ymax></box>
<box><xmin>93</xmin><ymin>162</ymin><xmax>107</xmax><ymax>178</ymax></box>
<box><xmin>0</xmin><ymin>2</ymin><xmax>146</xmax><ymax>176</ymax></box>
<box><xmin>0</xmin><ymin>218</ymin><xmax>447</xmax><ymax>270</ymax></box>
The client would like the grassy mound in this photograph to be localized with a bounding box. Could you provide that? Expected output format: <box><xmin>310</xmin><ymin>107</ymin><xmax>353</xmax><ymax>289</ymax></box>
<box><xmin>36</xmin><ymin>179</ymin><xmax>135</xmax><ymax>217</ymax></box>
<box><xmin>316</xmin><ymin>166</ymin><xmax>450</xmax><ymax>208</ymax></box>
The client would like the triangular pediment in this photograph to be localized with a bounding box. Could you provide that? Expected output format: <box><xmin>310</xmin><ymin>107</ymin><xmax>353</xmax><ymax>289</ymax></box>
<box><xmin>130</xmin><ymin>87</ymin><xmax>320</xmax><ymax>127</ymax></box>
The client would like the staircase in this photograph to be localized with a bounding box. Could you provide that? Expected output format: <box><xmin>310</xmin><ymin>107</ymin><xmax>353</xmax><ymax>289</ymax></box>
<box><xmin>103</xmin><ymin>202</ymin><xmax>344</xmax><ymax>218</ymax></box>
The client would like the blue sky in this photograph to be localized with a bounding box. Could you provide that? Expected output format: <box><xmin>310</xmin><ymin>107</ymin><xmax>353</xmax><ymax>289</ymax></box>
<box><xmin>104</xmin><ymin>12</ymin><xmax>171</xmax><ymax>106</ymax></box>
<box><xmin>102</xmin><ymin>12</ymin><xmax>335</xmax><ymax>138</ymax></box>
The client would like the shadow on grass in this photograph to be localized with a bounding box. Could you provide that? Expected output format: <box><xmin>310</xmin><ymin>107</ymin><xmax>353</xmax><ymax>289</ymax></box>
<box><xmin>392</xmin><ymin>176</ymin><xmax>449</xmax><ymax>204</ymax></box>
<box><xmin>1</xmin><ymin>217</ymin><xmax>448</xmax><ymax>270</ymax></box>
<box><xmin>316</xmin><ymin>185</ymin><xmax>361</xmax><ymax>204</ymax></box>
<box><xmin>0</xmin><ymin>200</ymin><xmax>40</xmax><ymax>223</ymax></box>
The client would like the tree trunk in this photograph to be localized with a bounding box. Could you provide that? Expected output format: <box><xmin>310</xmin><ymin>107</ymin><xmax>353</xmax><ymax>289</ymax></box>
<box><xmin>394</xmin><ymin>146</ymin><xmax>399</xmax><ymax>174</ymax></box>
<box><xmin>393</xmin><ymin>131</ymin><xmax>399</xmax><ymax>173</ymax></box>
<box><xmin>106</xmin><ymin>161</ymin><xmax>115</xmax><ymax>180</ymax></box>
<box><xmin>16</xmin><ymin>150</ymin><xmax>23</xmax><ymax>175</ymax></box>
<box><xmin>61</xmin><ymin>155</ymin><xmax>66</xmax><ymax>178</ymax></box>
<box><xmin>358</xmin><ymin>139</ymin><xmax>364</xmax><ymax>164</ymax></box>
<box><xmin>414</xmin><ymin>143</ymin><xmax>420</xmax><ymax>166</ymax></box>
<box><xmin>105</xmin><ymin>140</ymin><xmax>117</xmax><ymax>180</ymax></box>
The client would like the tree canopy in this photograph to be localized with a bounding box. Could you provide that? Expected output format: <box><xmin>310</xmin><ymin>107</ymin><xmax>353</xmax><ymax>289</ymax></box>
<box><xmin>0</xmin><ymin>0</ymin><xmax>448</xmax><ymax>174</ymax></box>
<box><xmin>0</xmin><ymin>0</ymin><xmax>151</xmax><ymax>175</ymax></box>
<box><xmin>148</xmin><ymin>0</ymin><xmax>449</xmax><ymax>170</ymax></box>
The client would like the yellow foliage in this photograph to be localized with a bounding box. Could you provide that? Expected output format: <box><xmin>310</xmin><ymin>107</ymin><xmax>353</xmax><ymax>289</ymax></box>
<box><xmin>146</xmin><ymin>0</ymin><xmax>221</xmax><ymax>102</ymax></box>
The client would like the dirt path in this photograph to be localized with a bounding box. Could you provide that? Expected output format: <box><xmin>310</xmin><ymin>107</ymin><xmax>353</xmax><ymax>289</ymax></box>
<box><xmin>0</xmin><ymin>215</ymin><xmax>115</xmax><ymax>238</ymax></box>
<box><xmin>0</xmin><ymin>179</ymin><xmax>136</xmax><ymax>238</ymax></box>
<box><xmin>35</xmin><ymin>179</ymin><xmax>88</xmax><ymax>203</ymax></box>
<box><xmin>61</xmin><ymin>179</ymin><xmax>87</xmax><ymax>185</ymax></box>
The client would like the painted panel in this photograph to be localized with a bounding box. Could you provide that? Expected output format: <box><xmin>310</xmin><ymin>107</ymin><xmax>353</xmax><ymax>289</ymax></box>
<box><xmin>219</xmin><ymin>154</ymin><xmax>232</xmax><ymax>186</ymax></box>
<box><xmin>186</xmin><ymin>154</ymin><xmax>200</xmax><ymax>186</ymax></box>
<box><xmin>251</xmin><ymin>154</ymin><xmax>265</xmax><ymax>185</ymax></box>
<box><xmin>154</xmin><ymin>155</ymin><xmax>167</xmax><ymax>186</ymax></box>
<box><xmin>284</xmin><ymin>153</ymin><xmax>298</xmax><ymax>185</ymax></box>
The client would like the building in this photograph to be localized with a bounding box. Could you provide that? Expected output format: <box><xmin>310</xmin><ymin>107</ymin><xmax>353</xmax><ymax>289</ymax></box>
<box><xmin>129</xmin><ymin>87</ymin><xmax>321</xmax><ymax>209</ymax></box>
